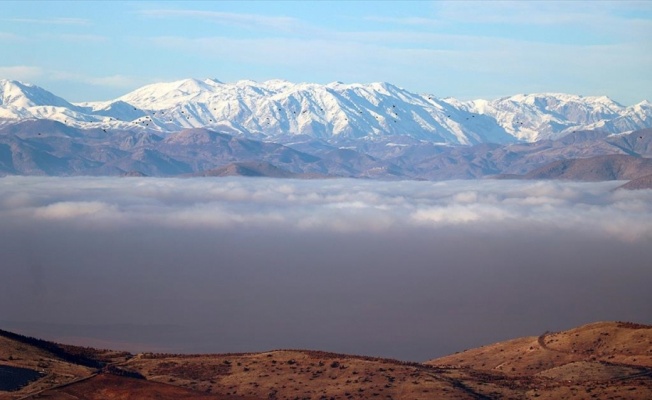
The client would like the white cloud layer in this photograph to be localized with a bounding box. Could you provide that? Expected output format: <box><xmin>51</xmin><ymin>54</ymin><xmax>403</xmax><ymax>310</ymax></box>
<box><xmin>1</xmin><ymin>177</ymin><xmax>650</xmax><ymax>240</ymax></box>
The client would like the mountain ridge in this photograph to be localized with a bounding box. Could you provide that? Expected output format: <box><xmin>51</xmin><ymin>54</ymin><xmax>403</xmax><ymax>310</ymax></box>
<box><xmin>1</xmin><ymin>119</ymin><xmax>651</xmax><ymax>179</ymax></box>
<box><xmin>2</xmin><ymin>78</ymin><xmax>650</xmax><ymax>145</ymax></box>
<box><xmin>2</xmin><ymin>78</ymin><xmax>652</xmax><ymax>180</ymax></box>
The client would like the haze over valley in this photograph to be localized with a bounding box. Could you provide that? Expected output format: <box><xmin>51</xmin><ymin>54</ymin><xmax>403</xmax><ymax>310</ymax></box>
<box><xmin>1</xmin><ymin>177</ymin><xmax>651</xmax><ymax>361</ymax></box>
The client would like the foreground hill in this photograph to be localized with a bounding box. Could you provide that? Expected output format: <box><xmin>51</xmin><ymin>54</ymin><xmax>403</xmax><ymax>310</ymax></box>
<box><xmin>427</xmin><ymin>322</ymin><xmax>652</xmax><ymax>372</ymax></box>
<box><xmin>31</xmin><ymin>374</ymin><xmax>263</xmax><ymax>400</ymax></box>
<box><xmin>1</xmin><ymin>321</ymin><xmax>651</xmax><ymax>399</ymax></box>
<box><xmin>426</xmin><ymin>322</ymin><xmax>652</xmax><ymax>399</ymax></box>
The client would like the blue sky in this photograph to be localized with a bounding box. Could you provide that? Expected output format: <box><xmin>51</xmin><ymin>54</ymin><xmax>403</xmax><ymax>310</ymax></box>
<box><xmin>1</xmin><ymin>1</ymin><xmax>650</xmax><ymax>104</ymax></box>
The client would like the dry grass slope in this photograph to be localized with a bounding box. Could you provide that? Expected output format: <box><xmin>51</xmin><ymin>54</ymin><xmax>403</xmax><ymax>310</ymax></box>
<box><xmin>2</xmin><ymin>321</ymin><xmax>651</xmax><ymax>400</ymax></box>
<box><xmin>34</xmin><ymin>374</ymin><xmax>263</xmax><ymax>400</ymax></box>
<box><xmin>427</xmin><ymin>321</ymin><xmax>652</xmax><ymax>399</ymax></box>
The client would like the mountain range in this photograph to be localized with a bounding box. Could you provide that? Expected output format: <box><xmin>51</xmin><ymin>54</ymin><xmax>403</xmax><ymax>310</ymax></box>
<box><xmin>1</xmin><ymin>78</ymin><xmax>651</xmax><ymax>181</ymax></box>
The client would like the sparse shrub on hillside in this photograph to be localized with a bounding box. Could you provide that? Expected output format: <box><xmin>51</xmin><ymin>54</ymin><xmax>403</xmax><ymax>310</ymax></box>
<box><xmin>0</xmin><ymin>329</ymin><xmax>102</xmax><ymax>369</ymax></box>
<box><xmin>102</xmin><ymin>365</ymin><xmax>145</xmax><ymax>379</ymax></box>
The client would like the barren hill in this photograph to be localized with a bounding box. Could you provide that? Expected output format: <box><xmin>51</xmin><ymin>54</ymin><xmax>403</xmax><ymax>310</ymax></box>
<box><xmin>34</xmin><ymin>374</ymin><xmax>263</xmax><ymax>400</ymax></box>
<box><xmin>617</xmin><ymin>173</ymin><xmax>652</xmax><ymax>190</ymax></box>
<box><xmin>426</xmin><ymin>321</ymin><xmax>652</xmax><ymax>398</ymax></box>
<box><xmin>522</xmin><ymin>154</ymin><xmax>652</xmax><ymax>181</ymax></box>
<box><xmin>1</xmin><ymin>322</ymin><xmax>651</xmax><ymax>400</ymax></box>
<box><xmin>189</xmin><ymin>161</ymin><xmax>309</xmax><ymax>179</ymax></box>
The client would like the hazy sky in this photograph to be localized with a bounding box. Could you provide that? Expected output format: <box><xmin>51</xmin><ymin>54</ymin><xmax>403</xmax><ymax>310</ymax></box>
<box><xmin>1</xmin><ymin>1</ymin><xmax>651</xmax><ymax>104</ymax></box>
<box><xmin>1</xmin><ymin>177</ymin><xmax>651</xmax><ymax>361</ymax></box>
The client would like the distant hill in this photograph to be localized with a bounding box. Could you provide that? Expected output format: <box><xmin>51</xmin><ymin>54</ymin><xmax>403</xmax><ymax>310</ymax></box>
<box><xmin>121</xmin><ymin>170</ymin><xmax>148</xmax><ymax>177</ymax></box>
<box><xmin>1</xmin><ymin>110</ymin><xmax>651</xmax><ymax>179</ymax></box>
<box><xmin>522</xmin><ymin>154</ymin><xmax>652</xmax><ymax>181</ymax></box>
<box><xmin>617</xmin><ymin>173</ymin><xmax>652</xmax><ymax>190</ymax></box>
<box><xmin>189</xmin><ymin>161</ymin><xmax>311</xmax><ymax>178</ymax></box>
<box><xmin>1</xmin><ymin>321</ymin><xmax>651</xmax><ymax>399</ymax></box>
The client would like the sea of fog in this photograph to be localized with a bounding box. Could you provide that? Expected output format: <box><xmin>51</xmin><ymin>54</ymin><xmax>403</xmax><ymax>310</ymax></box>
<box><xmin>1</xmin><ymin>177</ymin><xmax>651</xmax><ymax>361</ymax></box>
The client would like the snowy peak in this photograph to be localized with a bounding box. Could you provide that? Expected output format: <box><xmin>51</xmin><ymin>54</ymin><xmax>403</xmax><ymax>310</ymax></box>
<box><xmin>462</xmin><ymin>92</ymin><xmax>633</xmax><ymax>141</ymax></box>
<box><xmin>0</xmin><ymin>79</ymin><xmax>76</xmax><ymax>109</ymax></box>
<box><xmin>117</xmin><ymin>78</ymin><xmax>223</xmax><ymax>107</ymax></box>
<box><xmin>1</xmin><ymin>78</ymin><xmax>651</xmax><ymax>145</ymax></box>
<box><xmin>632</xmin><ymin>100</ymin><xmax>652</xmax><ymax>111</ymax></box>
<box><xmin>108</xmin><ymin>78</ymin><xmax>518</xmax><ymax>144</ymax></box>
<box><xmin>506</xmin><ymin>93</ymin><xmax>623</xmax><ymax>115</ymax></box>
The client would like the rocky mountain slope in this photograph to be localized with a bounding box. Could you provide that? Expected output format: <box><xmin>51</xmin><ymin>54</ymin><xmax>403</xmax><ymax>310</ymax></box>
<box><xmin>2</xmin><ymin>122</ymin><xmax>650</xmax><ymax>179</ymax></box>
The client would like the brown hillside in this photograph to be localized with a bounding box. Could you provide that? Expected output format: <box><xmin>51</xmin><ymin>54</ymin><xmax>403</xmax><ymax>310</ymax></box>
<box><xmin>617</xmin><ymin>173</ymin><xmax>652</xmax><ymax>190</ymax></box>
<box><xmin>122</xmin><ymin>350</ymin><xmax>488</xmax><ymax>400</ymax></box>
<box><xmin>190</xmin><ymin>161</ymin><xmax>298</xmax><ymax>178</ymax></box>
<box><xmin>426</xmin><ymin>321</ymin><xmax>652</xmax><ymax>377</ymax></box>
<box><xmin>33</xmin><ymin>374</ymin><xmax>263</xmax><ymax>400</ymax></box>
<box><xmin>187</xmin><ymin>161</ymin><xmax>329</xmax><ymax>179</ymax></box>
<box><xmin>2</xmin><ymin>321</ymin><xmax>652</xmax><ymax>400</ymax></box>
<box><xmin>0</xmin><ymin>334</ymin><xmax>95</xmax><ymax>399</ymax></box>
<box><xmin>523</xmin><ymin>154</ymin><xmax>652</xmax><ymax>181</ymax></box>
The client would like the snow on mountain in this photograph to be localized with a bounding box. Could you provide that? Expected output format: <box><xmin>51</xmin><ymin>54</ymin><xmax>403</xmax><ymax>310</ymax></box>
<box><xmin>0</xmin><ymin>79</ymin><xmax>76</xmax><ymax>109</ymax></box>
<box><xmin>1</xmin><ymin>78</ymin><xmax>651</xmax><ymax>144</ymax></box>
<box><xmin>598</xmin><ymin>100</ymin><xmax>652</xmax><ymax>133</ymax></box>
<box><xmin>101</xmin><ymin>78</ymin><xmax>517</xmax><ymax>145</ymax></box>
<box><xmin>457</xmin><ymin>93</ymin><xmax>629</xmax><ymax>142</ymax></box>
<box><xmin>0</xmin><ymin>79</ymin><xmax>124</xmax><ymax>128</ymax></box>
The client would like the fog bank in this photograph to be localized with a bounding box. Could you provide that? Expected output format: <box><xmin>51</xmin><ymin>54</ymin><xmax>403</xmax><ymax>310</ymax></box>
<box><xmin>1</xmin><ymin>177</ymin><xmax>651</xmax><ymax>361</ymax></box>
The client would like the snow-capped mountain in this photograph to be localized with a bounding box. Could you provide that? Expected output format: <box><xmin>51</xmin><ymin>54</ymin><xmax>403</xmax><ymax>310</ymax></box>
<box><xmin>1</xmin><ymin>78</ymin><xmax>651</xmax><ymax>145</ymax></box>
<box><xmin>0</xmin><ymin>79</ymin><xmax>115</xmax><ymax>128</ymax></box>
<box><xmin>99</xmin><ymin>78</ymin><xmax>515</xmax><ymax>145</ymax></box>
<box><xmin>0</xmin><ymin>79</ymin><xmax>75</xmax><ymax>109</ymax></box>
<box><xmin>452</xmin><ymin>93</ymin><xmax>647</xmax><ymax>142</ymax></box>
